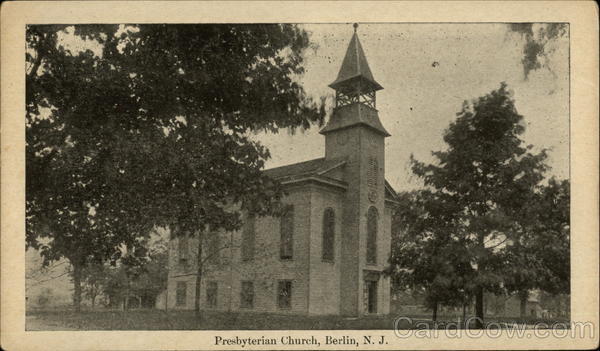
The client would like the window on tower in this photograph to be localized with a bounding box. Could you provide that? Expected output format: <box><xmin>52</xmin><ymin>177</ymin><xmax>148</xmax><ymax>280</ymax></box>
<box><xmin>367</xmin><ymin>206</ymin><xmax>378</xmax><ymax>264</ymax></box>
<box><xmin>367</xmin><ymin>157</ymin><xmax>378</xmax><ymax>187</ymax></box>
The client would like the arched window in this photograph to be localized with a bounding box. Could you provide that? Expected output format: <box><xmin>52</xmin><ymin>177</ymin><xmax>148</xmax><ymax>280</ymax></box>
<box><xmin>322</xmin><ymin>208</ymin><xmax>335</xmax><ymax>261</ymax></box>
<box><xmin>366</xmin><ymin>206</ymin><xmax>378</xmax><ymax>264</ymax></box>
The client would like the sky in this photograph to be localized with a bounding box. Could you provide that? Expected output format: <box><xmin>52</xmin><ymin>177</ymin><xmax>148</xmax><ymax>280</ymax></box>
<box><xmin>256</xmin><ymin>23</ymin><xmax>569</xmax><ymax>192</ymax></box>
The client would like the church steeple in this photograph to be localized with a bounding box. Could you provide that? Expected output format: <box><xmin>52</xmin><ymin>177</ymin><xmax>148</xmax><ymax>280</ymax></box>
<box><xmin>329</xmin><ymin>23</ymin><xmax>383</xmax><ymax>103</ymax></box>
<box><xmin>317</xmin><ymin>24</ymin><xmax>392</xmax><ymax>317</ymax></box>
<box><xmin>320</xmin><ymin>23</ymin><xmax>390</xmax><ymax>137</ymax></box>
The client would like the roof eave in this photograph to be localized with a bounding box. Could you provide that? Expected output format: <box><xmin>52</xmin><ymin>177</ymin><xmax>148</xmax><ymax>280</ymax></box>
<box><xmin>328</xmin><ymin>75</ymin><xmax>383</xmax><ymax>92</ymax></box>
<box><xmin>319</xmin><ymin>121</ymin><xmax>391</xmax><ymax>137</ymax></box>
<box><xmin>281</xmin><ymin>175</ymin><xmax>348</xmax><ymax>192</ymax></box>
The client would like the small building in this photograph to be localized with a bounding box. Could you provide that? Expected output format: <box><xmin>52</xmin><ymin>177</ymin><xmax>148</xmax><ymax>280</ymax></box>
<box><xmin>484</xmin><ymin>290</ymin><xmax>544</xmax><ymax>318</ymax></box>
<box><xmin>165</xmin><ymin>25</ymin><xmax>399</xmax><ymax>316</ymax></box>
<box><xmin>498</xmin><ymin>291</ymin><xmax>544</xmax><ymax>318</ymax></box>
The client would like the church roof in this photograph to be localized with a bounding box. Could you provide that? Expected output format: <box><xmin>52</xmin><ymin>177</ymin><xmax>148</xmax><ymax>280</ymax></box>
<box><xmin>264</xmin><ymin>157</ymin><xmax>399</xmax><ymax>203</ymax></box>
<box><xmin>329</xmin><ymin>31</ymin><xmax>383</xmax><ymax>92</ymax></box>
<box><xmin>264</xmin><ymin>157</ymin><xmax>342</xmax><ymax>180</ymax></box>
<box><xmin>319</xmin><ymin>103</ymin><xmax>391</xmax><ymax>136</ymax></box>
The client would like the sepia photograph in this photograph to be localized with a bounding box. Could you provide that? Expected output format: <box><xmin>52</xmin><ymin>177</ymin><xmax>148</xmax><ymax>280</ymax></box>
<box><xmin>2</xmin><ymin>1</ymin><xmax>598</xmax><ymax>350</ymax></box>
<box><xmin>24</xmin><ymin>21</ymin><xmax>571</xmax><ymax>330</ymax></box>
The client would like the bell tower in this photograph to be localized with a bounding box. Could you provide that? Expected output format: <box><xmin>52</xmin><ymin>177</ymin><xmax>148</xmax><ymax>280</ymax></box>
<box><xmin>320</xmin><ymin>24</ymin><xmax>390</xmax><ymax>316</ymax></box>
<box><xmin>321</xmin><ymin>23</ymin><xmax>390</xmax><ymax>159</ymax></box>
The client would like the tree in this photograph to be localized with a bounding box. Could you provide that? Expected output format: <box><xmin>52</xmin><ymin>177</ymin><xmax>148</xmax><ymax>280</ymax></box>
<box><xmin>531</xmin><ymin>178</ymin><xmax>570</xmax><ymax>295</ymax></box>
<box><xmin>507</xmin><ymin>23</ymin><xmax>568</xmax><ymax>79</ymax></box>
<box><xmin>26</xmin><ymin>24</ymin><xmax>325</xmax><ymax>312</ymax></box>
<box><xmin>408</xmin><ymin>83</ymin><xmax>550</xmax><ymax>327</ymax></box>
<box><xmin>389</xmin><ymin>191</ymin><xmax>476</xmax><ymax>322</ymax></box>
<box><xmin>26</xmin><ymin>24</ymin><xmax>157</xmax><ymax>311</ymax></box>
<box><xmin>501</xmin><ymin>177</ymin><xmax>570</xmax><ymax>317</ymax></box>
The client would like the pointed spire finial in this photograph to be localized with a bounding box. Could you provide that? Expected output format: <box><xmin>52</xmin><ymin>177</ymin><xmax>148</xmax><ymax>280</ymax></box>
<box><xmin>353</xmin><ymin>23</ymin><xmax>359</xmax><ymax>33</ymax></box>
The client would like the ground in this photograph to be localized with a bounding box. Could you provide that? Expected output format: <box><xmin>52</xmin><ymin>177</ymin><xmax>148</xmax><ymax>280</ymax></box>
<box><xmin>25</xmin><ymin>309</ymin><xmax>569</xmax><ymax>331</ymax></box>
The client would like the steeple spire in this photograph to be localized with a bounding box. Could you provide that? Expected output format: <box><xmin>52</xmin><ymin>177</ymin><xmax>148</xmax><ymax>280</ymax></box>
<box><xmin>329</xmin><ymin>24</ymin><xmax>383</xmax><ymax>97</ymax></box>
<box><xmin>320</xmin><ymin>24</ymin><xmax>390</xmax><ymax>137</ymax></box>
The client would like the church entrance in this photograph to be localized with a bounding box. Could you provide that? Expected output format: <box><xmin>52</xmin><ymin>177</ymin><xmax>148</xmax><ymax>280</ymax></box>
<box><xmin>364</xmin><ymin>270</ymin><xmax>380</xmax><ymax>314</ymax></box>
<box><xmin>366</xmin><ymin>281</ymin><xmax>378</xmax><ymax>314</ymax></box>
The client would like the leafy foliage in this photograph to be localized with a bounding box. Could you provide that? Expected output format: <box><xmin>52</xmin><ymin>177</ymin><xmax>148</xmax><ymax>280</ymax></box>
<box><xmin>26</xmin><ymin>24</ymin><xmax>325</xmax><ymax>309</ymax></box>
<box><xmin>501</xmin><ymin>177</ymin><xmax>570</xmax><ymax>297</ymax></box>
<box><xmin>507</xmin><ymin>23</ymin><xmax>568</xmax><ymax>79</ymax></box>
<box><xmin>390</xmin><ymin>83</ymin><xmax>565</xmax><ymax>325</ymax></box>
<box><xmin>389</xmin><ymin>190</ymin><xmax>476</xmax><ymax>314</ymax></box>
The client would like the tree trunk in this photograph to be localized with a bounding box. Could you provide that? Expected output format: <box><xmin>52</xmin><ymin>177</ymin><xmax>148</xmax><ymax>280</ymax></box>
<box><xmin>474</xmin><ymin>232</ymin><xmax>485</xmax><ymax>329</ymax></box>
<box><xmin>475</xmin><ymin>287</ymin><xmax>484</xmax><ymax>329</ymax></box>
<box><xmin>124</xmin><ymin>274</ymin><xmax>130</xmax><ymax>311</ymax></box>
<box><xmin>519</xmin><ymin>290</ymin><xmax>528</xmax><ymax>319</ymax></box>
<box><xmin>462</xmin><ymin>301</ymin><xmax>467</xmax><ymax>327</ymax></box>
<box><xmin>194</xmin><ymin>230</ymin><xmax>204</xmax><ymax>315</ymax></box>
<box><xmin>432</xmin><ymin>301</ymin><xmax>438</xmax><ymax>322</ymax></box>
<box><xmin>91</xmin><ymin>294</ymin><xmax>96</xmax><ymax>309</ymax></box>
<box><xmin>72</xmin><ymin>262</ymin><xmax>82</xmax><ymax>312</ymax></box>
<box><xmin>165</xmin><ymin>285</ymin><xmax>169</xmax><ymax>311</ymax></box>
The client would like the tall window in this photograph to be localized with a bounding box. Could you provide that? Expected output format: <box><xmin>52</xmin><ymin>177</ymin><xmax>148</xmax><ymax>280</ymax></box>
<box><xmin>322</xmin><ymin>208</ymin><xmax>335</xmax><ymax>261</ymax></box>
<box><xmin>241</xmin><ymin>214</ymin><xmax>255</xmax><ymax>261</ymax></box>
<box><xmin>206</xmin><ymin>281</ymin><xmax>218</xmax><ymax>307</ymax></box>
<box><xmin>367</xmin><ymin>206</ymin><xmax>378</xmax><ymax>264</ymax></box>
<box><xmin>240</xmin><ymin>281</ymin><xmax>254</xmax><ymax>308</ymax></box>
<box><xmin>207</xmin><ymin>233</ymin><xmax>221</xmax><ymax>264</ymax></box>
<box><xmin>176</xmin><ymin>281</ymin><xmax>187</xmax><ymax>306</ymax></box>
<box><xmin>178</xmin><ymin>235</ymin><xmax>188</xmax><ymax>266</ymax></box>
<box><xmin>280</xmin><ymin>206</ymin><xmax>294</xmax><ymax>260</ymax></box>
<box><xmin>277</xmin><ymin>280</ymin><xmax>292</xmax><ymax>309</ymax></box>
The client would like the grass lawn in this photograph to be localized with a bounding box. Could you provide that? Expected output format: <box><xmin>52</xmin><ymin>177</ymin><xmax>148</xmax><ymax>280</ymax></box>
<box><xmin>26</xmin><ymin>309</ymin><xmax>570</xmax><ymax>331</ymax></box>
<box><xmin>26</xmin><ymin>309</ymin><xmax>436</xmax><ymax>331</ymax></box>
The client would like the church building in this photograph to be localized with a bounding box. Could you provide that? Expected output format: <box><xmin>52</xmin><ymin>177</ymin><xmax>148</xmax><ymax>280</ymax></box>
<box><xmin>165</xmin><ymin>25</ymin><xmax>399</xmax><ymax>316</ymax></box>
